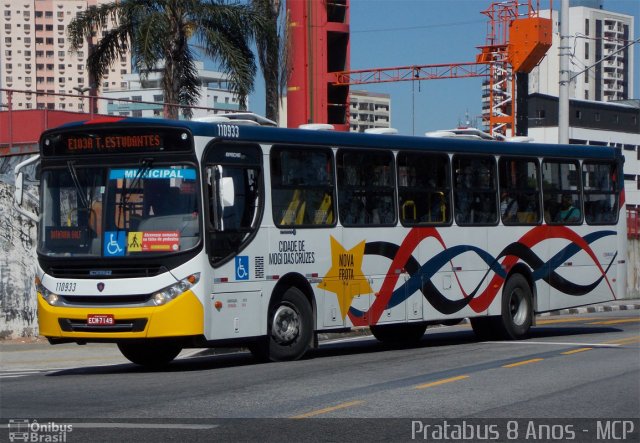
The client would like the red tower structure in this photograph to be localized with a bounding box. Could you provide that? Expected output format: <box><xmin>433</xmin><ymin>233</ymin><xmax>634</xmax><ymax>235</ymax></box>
<box><xmin>287</xmin><ymin>0</ymin><xmax>350</xmax><ymax>131</ymax></box>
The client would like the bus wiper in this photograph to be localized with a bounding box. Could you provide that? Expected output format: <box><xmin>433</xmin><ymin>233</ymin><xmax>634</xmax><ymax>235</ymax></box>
<box><xmin>67</xmin><ymin>161</ymin><xmax>89</xmax><ymax>209</ymax></box>
<box><xmin>116</xmin><ymin>158</ymin><xmax>153</xmax><ymax>230</ymax></box>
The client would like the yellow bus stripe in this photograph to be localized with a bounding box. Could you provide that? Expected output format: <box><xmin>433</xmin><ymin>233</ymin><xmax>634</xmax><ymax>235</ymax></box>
<box><xmin>415</xmin><ymin>375</ymin><xmax>469</xmax><ymax>390</ymax></box>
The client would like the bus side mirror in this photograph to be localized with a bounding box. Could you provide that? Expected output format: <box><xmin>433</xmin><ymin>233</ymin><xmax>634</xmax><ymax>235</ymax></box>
<box><xmin>14</xmin><ymin>172</ymin><xmax>24</xmax><ymax>206</ymax></box>
<box><xmin>219</xmin><ymin>177</ymin><xmax>235</xmax><ymax>208</ymax></box>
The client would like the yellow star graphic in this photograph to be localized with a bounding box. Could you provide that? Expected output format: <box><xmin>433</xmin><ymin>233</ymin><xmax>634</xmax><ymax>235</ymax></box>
<box><xmin>318</xmin><ymin>236</ymin><xmax>373</xmax><ymax>319</ymax></box>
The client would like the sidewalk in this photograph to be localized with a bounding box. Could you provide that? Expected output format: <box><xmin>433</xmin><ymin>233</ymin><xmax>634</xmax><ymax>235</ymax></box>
<box><xmin>1</xmin><ymin>299</ymin><xmax>638</xmax><ymax>372</ymax></box>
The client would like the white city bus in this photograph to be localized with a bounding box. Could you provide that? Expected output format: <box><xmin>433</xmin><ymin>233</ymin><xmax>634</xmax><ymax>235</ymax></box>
<box><xmin>16</xmin><ymin>116</ymin><xmax>627</xmax><ymax>366</ymax></box>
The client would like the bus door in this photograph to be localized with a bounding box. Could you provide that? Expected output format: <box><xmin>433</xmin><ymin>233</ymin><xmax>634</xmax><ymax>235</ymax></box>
<box><xmin>203</xmin><ymin>142</ymin><xmax>265</xmax><ymax>339</ymax></box>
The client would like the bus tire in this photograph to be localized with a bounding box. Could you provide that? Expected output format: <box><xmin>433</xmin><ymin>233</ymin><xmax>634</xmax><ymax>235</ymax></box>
<box><xmin>264</xmin><ymin>287</ymin><xmax>313</xmax><ymax>362</ymax></box>
<box><xmin>370</xmin><ymin>322</ymin><xmax>428</xmax><ymax>345</ymax></box>
<box><xmin>117</xmin><ymin>339</ymin><xmax>182</xmax><ymax>368</ymax></box>
<box><xmin>499</xmin><ymin>273</ymin><xmax>533</xmax><ymax>340</ymax></box>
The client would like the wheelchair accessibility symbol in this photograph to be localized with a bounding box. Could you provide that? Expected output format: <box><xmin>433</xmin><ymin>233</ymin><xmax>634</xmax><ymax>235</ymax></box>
<box><xmin>104</xmin><ymin>231</ymin><xmax>126</xmax><ymax>257</ymax></box>
<box><xmin>235</xmin><ymin>256</ymin><xmax>249</xmax><ymax>280</ymax></box>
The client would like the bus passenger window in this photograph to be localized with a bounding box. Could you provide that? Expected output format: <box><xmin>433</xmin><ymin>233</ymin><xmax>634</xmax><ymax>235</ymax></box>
<box><xmin>542</xmin><ymin>160</ymin><xmax>582</xmax><ymax>225</ymax></box>
<box><xmin>270</xmin><ymin>146</ymin><xmax>335</xmax><ymax>227</ymax></box>
<box><xmin>583</xmin><ymin>162</ymin><xmax>618</xmax><ymax>224</ymax></box>
<box><xmin>498</xmin><ymin>158</ymin><xmax>540</xmax><ymax>225</ymax></box>
<box><xmin>453</xmin><ymin>156</ymin><xmax>498</xmax><ymax>225</ymax></box>
<box><xmin>397</xmin><ymin>152</ymin><xmax>450</xmax><ymax>225</ymax></box>
<box><xmin>337</xmin><ymin>149</ymin><xmax>396</xmax><ymax>226</ymax></box>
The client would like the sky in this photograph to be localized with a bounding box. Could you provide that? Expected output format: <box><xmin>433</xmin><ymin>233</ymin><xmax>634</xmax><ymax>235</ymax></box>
<box><xmin>246</xmin><ymin>0</ymin><xmax>640</xmax><ymax>136</ymax></box>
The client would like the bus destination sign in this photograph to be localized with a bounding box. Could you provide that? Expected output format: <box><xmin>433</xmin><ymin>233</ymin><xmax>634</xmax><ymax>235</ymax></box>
<box><xmin>42</xmin><ymin>127</ymin><xmax>192</xmax><ymax>156</ymax></box>
<box><xmin>66</xmin><ymin>134</ymin><xmax>162</xmax><ymax>152</ymax></box>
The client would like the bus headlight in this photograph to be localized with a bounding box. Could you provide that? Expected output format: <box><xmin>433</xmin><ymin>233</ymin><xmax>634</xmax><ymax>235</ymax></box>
<box><xmin>152</xmin><ymin>273</ymin><xmax>200</xmax><ymax>306</ymax></box>
<box><xmin>35</xmin><ymin>277</ymin><xmax>61</xmax><ymax>306</ymax></box>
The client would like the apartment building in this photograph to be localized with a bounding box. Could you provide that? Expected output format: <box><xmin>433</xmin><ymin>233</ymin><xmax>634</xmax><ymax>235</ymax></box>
<box><xmin>0</xmin><ymin>0</ymin><xmax>130</xmax><ymax>111</ymax></box>
<box><xmin>349</xmin><ymin>90</ymin><xmax>391</xmax><ymax>132</ymax></box>
<box><xmin>530</xmin><ymin>3</ymin><xmax>634</xmax><ymax>102</ymax></box>
<box><xmin>100</xmin><ymin>62</ymin><xmax>243</xmax><ymax>118</ymax></box>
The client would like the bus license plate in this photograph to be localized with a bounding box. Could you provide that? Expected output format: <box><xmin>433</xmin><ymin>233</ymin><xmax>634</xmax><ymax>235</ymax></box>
<box><xmin>87</xmin><ymin>314</ymin><xmax>115</xmax><ymax>326</ymax></box>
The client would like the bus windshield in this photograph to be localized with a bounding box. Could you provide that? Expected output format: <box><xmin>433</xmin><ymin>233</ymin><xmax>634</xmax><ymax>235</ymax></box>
<box><xmin>39</xmin><ymin>164</ymin><xmax>200</xmax><ymax>258</ymax></box>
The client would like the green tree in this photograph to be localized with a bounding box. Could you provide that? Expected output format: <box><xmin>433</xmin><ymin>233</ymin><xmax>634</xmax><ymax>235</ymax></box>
<box><xmin>251</xmin><ymin>0</ymin><xmax>289</xmax><ymax>123</ymax></box>
<box><xmin>68</xmin><ymin>0</ymin><xmax>265</xmax><ymax>119</ymax></box>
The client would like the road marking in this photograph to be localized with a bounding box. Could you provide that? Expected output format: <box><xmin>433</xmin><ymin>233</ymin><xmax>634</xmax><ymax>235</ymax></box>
<box><xmin>602</xmin><ymin>336</ymin><xmax>640</xmax><ymax>345</ymax></box>
<box><xmin>415</xmin><ymin>375</ymin><xmax>469</xmax><ymax>390</ymax></box>
<box><xmin>291</xmin><ymin>400</ymin><xmax>364</xmax><ymax>418</ymax></box>
<box><xmin>561</xmin><ymin>347</ymin><xmax>593</xmax><ymax>355</ymax></box>
<box><xmin>587</xmin><ymin>318</ymin><xmax>640</xmax><ymax>325</ymax></box>
<box><xmin>484</xmin><ymin>341</ymin><xmax>620</xmax><ymax>348</ymax></box>
<box><xmin>536</xmin><ymin>317</ymin><xmax>601</xmax><ymax>325</ymax></box>
<box><xmin>502</xmin><ymin>358</ymin><xmax>544</xmax><ymax>368</ymax></box>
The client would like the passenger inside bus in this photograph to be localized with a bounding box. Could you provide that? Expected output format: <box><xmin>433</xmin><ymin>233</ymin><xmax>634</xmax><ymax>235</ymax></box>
<box><xmin>557</xmin><ymin>195</ymin><xmax>581</xmax><ymax>222</ymax></box>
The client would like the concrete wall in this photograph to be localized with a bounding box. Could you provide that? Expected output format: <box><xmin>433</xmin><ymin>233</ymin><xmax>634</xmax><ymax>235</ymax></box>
<box><xmin>628</xmin><ymin>239</ymin><xmax>640</xmax><ymax>298</ymax></box>
<box><xmin>0</xmin><ymin>155</ymin><xmax>38</xmax><ymax>338</ymax></box>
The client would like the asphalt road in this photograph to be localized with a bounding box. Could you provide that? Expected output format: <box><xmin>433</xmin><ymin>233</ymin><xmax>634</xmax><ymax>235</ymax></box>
<box><xmin>1</xmin><ymin>310</ymin><xmax>638</xmax><ymax>442</ymax></box>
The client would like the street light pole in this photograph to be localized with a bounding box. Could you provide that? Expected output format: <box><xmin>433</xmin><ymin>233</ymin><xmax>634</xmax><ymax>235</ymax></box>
<box><xmin>73</xmin><ymin>86</ymin><xmax>90</xmax><ymax>113</ymax></box>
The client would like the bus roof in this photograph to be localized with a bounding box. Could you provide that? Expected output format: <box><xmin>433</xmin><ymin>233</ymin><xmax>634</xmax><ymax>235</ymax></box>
<box><xmin>51</xmin><ymin>117</ymin><xmax>622</xmax><ymax>161</ymax></box>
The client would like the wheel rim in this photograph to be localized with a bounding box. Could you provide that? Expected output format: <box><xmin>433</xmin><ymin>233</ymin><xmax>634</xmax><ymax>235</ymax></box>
<box><xmin>271</xmin><ymin>303</ymin><xmax>300</xmax><ymax>345</ymax></box>
<box><xmin>509</xmin><ymin>288</ymin><xmax>529</xmax><ymax>326</ymax></box>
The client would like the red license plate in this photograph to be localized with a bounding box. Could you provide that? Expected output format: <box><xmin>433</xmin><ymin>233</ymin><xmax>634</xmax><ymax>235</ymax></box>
<box><xmin>87</xmin><ymin>314</ymin><xmax>115</xmax><ymax>326</ymax></box>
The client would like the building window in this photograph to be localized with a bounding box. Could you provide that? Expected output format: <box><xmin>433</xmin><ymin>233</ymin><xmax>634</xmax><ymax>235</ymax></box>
<box><xmin>595</xmin><ymin>112</ymin><xmax>600</xmax><ymax>122</ymax></box>
<box><xmin>536</xmin><ymin>109</ymin><xmax>545</xmax><ymax>119</ymax></box>
<box><xmin>585</xmin><ymin>42</ymin><xmax>589</xmax><ymax>60</ymax></box>
<box><xmin>585</xmin><ymin>91</ymin><xmax>589</xmax><ymax>100</ymax></box>
<box><xmin>576</xmin><ymin>110</ymin><xmax>582</xmax><ymax>119</ymax></box>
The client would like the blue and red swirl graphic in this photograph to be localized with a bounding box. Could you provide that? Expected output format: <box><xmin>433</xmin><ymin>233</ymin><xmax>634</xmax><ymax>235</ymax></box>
<box><xmin>348</xmin><ymin>226</ymin><xmax>617</xmax><ymax>326</ymax></box>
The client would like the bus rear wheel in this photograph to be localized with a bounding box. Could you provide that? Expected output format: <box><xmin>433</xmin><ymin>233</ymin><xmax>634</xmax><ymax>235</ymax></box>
<box><xmin>117</xmin><ymin>339</ymin><xmax>182</xmax><ymax>368</ymax></box>
<box><xmin>471</xmin><ymin>274</ymin><xmax>533</xmax><ymax>341</ymax></box>
<box><xmin>370</xmin><ymin>322</ymin><xmax>428</xmax><ymax>345</ymax></box>
<box><xmin>253</xmin><ymin>287</ymin><xmax>313</xmax><ymax>362</ymax></box>
<box><xmin>499</xmin><ymin>273</ymin><xmax>533</xmax><ymax>339</ymax></box>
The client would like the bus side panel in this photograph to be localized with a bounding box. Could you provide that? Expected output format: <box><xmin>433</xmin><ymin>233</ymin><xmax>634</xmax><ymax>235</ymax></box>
<box><xmin>547</xmin><ymin>225</ymin><xmax>618</xmax><ymax>311</ymax></box>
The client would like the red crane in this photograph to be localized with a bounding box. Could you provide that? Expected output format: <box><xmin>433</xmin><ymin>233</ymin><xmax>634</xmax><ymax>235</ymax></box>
<box><xmin>288</xmin><ymin>0</ymin><xmax>552</xmax><ymax>137</ymax></box>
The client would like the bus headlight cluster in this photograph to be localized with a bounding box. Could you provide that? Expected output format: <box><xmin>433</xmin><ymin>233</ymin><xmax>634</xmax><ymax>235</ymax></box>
<box><xmin>152</xmin><ymin>273</ymin><xmax>200</xmax><ymax>306</ymax></box>
<box><xmin>35</xmin><ymin>277</ymin><xmax>60</xmax><ymax>306</ymax></box>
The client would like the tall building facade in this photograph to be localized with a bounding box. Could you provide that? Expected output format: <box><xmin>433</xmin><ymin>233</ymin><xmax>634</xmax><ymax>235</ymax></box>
<box><xmin>529</xmin><ymin>6</ymin><xmax>634</xmax><ymax>102</ymax></box>
<box><xmin>526</xmin><ymin>4</ymin><xmax>638</xmax><ymax>210</ymax></box>
<box><xmin>0</xmin><ymin>0</ymin><xmax>130</xmax><ymax>111</ymax></box>
<box><xmin>349</xmin><ymin>90</ymin><xmax>391</xmax><ymax>132</ymax></box>
<box><xmin>100</xmin><ymin>62</ymin><xmax>244</xmax><ymax>118</ymax></box>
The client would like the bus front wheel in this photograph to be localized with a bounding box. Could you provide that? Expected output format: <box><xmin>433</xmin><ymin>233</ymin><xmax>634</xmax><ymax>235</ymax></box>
<box><xmin>253</xmin><ymin>287</ymin><xmax>313</xmax><ymax>362</ymax></box>
<box><xmin>117</xmin><ymin>339</ymin><xmax>182</xmax><ymax>368</ymax></box>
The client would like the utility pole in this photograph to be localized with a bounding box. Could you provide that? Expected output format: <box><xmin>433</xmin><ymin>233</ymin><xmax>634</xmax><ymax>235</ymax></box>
<box><xmin>558</xmin><ymin>0</ymin><xmax>570</xmax><ymax>144</ymax></box>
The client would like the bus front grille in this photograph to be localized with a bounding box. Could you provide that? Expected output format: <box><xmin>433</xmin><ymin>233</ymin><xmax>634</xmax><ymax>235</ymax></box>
<box><xmin>59</xmin><ymin>318</ymin><xmax>147</xmax><ymax>333</ymax></box>
<box><xmin>47</xmin><ymin>265</ymin><xmax>168</xmax><ymax>279</ymax></box>
<box><xmin>60</xmin><ymin>294</ymin><xmax>151</xmax><ymax>305</ymax></box>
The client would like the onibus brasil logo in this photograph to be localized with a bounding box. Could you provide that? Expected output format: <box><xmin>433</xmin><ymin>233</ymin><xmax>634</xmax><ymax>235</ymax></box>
<box><xmin>8</xmin><ymin>419</ymin><xmax>72</xmax><ymax>442</ymax></box>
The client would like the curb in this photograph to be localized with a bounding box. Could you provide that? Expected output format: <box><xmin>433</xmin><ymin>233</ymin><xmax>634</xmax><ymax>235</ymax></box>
<box><xmin>541</xmin><ymin>302</ymin><xmax>640</xmax><ymax>317</ymax></box>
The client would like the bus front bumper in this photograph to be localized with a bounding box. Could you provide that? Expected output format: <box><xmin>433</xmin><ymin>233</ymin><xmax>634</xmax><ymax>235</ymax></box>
<box><xmin>37</xmin><ymin>290</ymin><xmax>204</xmax><ymax>341</ymax></box>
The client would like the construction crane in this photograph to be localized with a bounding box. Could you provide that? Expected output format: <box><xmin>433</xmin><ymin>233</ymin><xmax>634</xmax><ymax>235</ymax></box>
<box><xmin>288</xmin><ymin>0</ymin><xmax>552</xmax><ymax>137</ymax></box>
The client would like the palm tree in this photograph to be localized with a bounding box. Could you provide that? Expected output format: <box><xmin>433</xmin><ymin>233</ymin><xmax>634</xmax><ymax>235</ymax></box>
<box><xmin>68</xmin><ymin>0</ymin><xmax>265</xmax><ymax>119</ymax></box>
<box><xmin>251</xmin><ymin>0</ymin><xmax>289</xmax><ymax>124</ymax></box>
